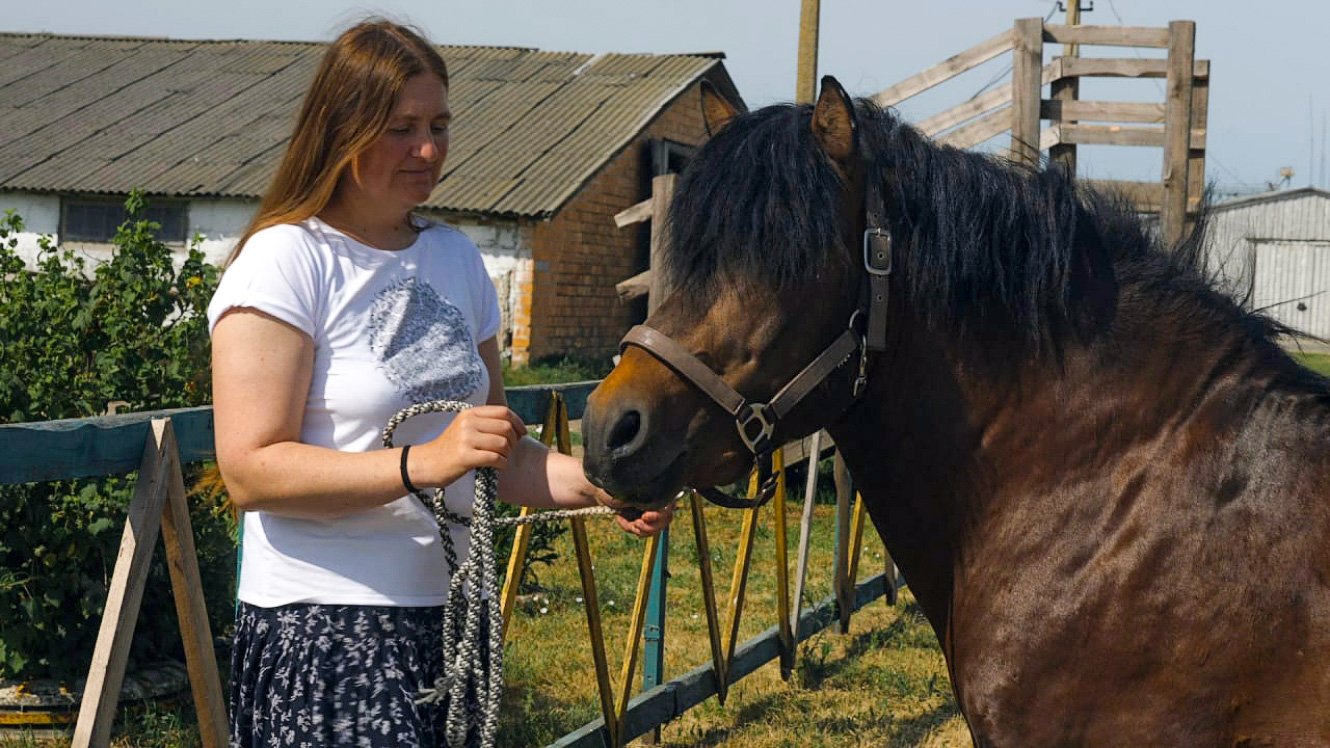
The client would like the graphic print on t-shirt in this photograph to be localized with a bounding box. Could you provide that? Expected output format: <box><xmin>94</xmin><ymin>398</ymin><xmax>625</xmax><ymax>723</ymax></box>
<box><xmin>367</xmin><ymin>276</ymin><xmax>484</xmax><ymax>403</ymax></box>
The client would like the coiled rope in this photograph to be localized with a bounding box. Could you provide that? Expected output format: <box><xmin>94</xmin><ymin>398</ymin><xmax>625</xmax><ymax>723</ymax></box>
<box><xmin>381</xmin><ymin>399</ymin><xmax>616</xmax><ymax>747</ymax></box>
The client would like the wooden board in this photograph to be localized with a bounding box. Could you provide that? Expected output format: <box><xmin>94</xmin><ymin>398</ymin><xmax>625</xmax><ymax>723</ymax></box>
<box><xmin>71</xmin><ymin>421</ymin><xmax>174</xmax><ymax>747</ymax></box>
<box><xmin>1043</xmin><ymin>24</ymin><xmax>1171</xmax><ymax>49</ymax></box>
<box><xmin>872</xmin><ymin>29</ymin><xmax>1014</xmax><ymax>108</ymax></box>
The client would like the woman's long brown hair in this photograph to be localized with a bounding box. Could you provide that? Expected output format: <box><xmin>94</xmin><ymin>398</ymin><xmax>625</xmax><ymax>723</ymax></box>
<box><xmin>227</xmin><ymin>19</ymin><xmax>448</xmax><ymax>264</ymax></box>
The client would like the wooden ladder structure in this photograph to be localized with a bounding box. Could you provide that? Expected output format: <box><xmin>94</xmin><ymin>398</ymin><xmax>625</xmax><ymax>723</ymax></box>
<box><xmin>873</xmin><ymin>17</ymin><xmax>1209</xmax><ymax>248</ymax></box>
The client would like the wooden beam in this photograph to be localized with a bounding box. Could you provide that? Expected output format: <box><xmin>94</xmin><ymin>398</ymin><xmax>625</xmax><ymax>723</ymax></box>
<box><xmin>648</xmin><ymin>174</ymin><xmax>676</xmax><ymax>315</ymax></box>
<box><xmin>614</xmin><ymin>198</ymin><xmax>652</xmax><ymax>228</ymax></box>
<box><xmin>157</xmin><ymin>420</ymin><xmax>228</xmax><ymax>748</ymax></box>
<box><xmin>872</xmin><ymin>29</ymin><xmax>1014</xmax><ymax>108</ymax></box>
<box><xmin>1084</xmin><ymin>179</ymin><xmax>1204</xmax><ymax>214</ymax></box>
<box><xmin>1059</xmin><ymin>56</ymin><xmax>1208</xmax><ymax>80</ymax></box>
<box><xmin>72</xmin><ymin>420</ymin><xmax>175</xmax><ymax>748</ymax></box>
<box><xmin>1041</xmin><ymin>99</ymin><xmax>1166</xmax><ymax>124</ymax></box>
<box><xmin>1187</xmin><ymin>65</ymin><xmax>1211</xmax><ymax>220</ymax></box>
<box><xmin>935</xmin><ymin>107</ymin><xmax>1011</xmax><ymax>149</ymax></box>
<box><xmin>1009</xmin><ymin>18</ymin><xmax>1044</xmax><ymax>166</ymax></box>
<box><xmin>1055</xmin><ymin>123</ymin><xmax>1206</xmax><ymax>149</ymax></box>
<box><xmin>616</xmin><ymin>269</ymin><xmax>650</xmax><ymax>302</ymax></box>
<box><xmin>1161</xmin><ymin>20</ymin><xmax>1197</xmax><ymax>248</ymax></box>
<box><xmin>919</xmin><ymin>62</ymin><xmax>1058</xmax><ymax>136</ymax></box>
<box><xmin>1043</xmin><ymin>24</ymin><xmax>1171</xmax><ymax>48</ymax></box>
<box><xmin>795</xmin><ymin>0</ymin><xmax>820</xmax><ymax>104</ymax></box>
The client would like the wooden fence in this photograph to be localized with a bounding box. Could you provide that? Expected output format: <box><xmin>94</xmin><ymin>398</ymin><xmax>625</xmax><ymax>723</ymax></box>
<box><xmin>0</xmin><ymin>383</ymin><xmax>890</xmax><ymax>747</ymax></box>
<box><xmin>872</xmin><ymin>17</ymin><xmax>1209</xmax><ymax>248</ymax></box>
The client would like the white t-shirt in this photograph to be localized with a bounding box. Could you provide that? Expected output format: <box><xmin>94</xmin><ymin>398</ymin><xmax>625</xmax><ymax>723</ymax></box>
<box><xmin>207</xmin><ymin>216</ymin><xmax>501</xmax><ymax>608</ymax></box>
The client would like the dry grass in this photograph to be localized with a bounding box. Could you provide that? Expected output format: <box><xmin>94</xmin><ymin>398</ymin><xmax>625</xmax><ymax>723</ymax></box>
<box><xmin>499</xmin><ymin>496</ymin><xmax>969</xmax><ymax>747</ymax></box>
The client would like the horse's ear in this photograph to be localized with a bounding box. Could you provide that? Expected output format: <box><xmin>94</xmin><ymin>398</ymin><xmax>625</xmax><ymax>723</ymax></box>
<box><xmin>811</xmin><ymin>75</ymin><xmax>856</xmax><ymax>163</ymax></box>
<box><xmin>700</xmin><ymin>81</ymin><xmax>740</xmax><ymax>137</ymax></box>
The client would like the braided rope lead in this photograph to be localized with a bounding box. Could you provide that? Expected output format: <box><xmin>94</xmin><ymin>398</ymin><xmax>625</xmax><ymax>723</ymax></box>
<box><xmin>382</xmin><ymin>400</ymin><xmax>618</xmax><ymax>747</ymax></box>
<box><xmin>383</xmin><ymin>400</ymin><xmax>503</xmax><ymax>747</ymax></box>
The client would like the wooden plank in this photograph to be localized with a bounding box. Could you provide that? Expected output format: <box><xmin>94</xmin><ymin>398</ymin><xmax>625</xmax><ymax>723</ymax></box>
<box><xmin>1041</xmin><ymin>99</ymin><xmax>1166</xmax><ymax>124</ymax></box>
<box><xmin>1086</xmin><ymin>179</ymin><xmax>1165</xmax><ymax>211</ymax></box>
<box><xmin>1084</xmin><ymin>179</ymin><xmax>1202</xmax><ymax>214</ymax></box>
<box><xmin>790</xmin><ymin>430</ymin><xmax>822</xmax><ymax>638</ymax></box>
<box><xmin>1059</xmin><ymin>57</ymin><xmax>1208</xmax><ymax>81</ymax></box>
<box><xmin>157</xmin><ymin>419</ymin><xmax>228</xmax><ymax>748</ymax></box>
<box><xmin>72</xmin><ymin>422</ymin><xmax>173</xmax><ymax>748</ymax></box>
<box><xmin>615</xmin><ymin>269</ymin><xmax>650</xmax><ymax>302</ymax></box>
<box><xmin>552</xmin><ymin>573</ymin><xmax>892</xmax><ymax>748</ymax></box>
<box><xmin>934</xmin><ymin>107</ymin><xmax>1011</xmax><ymax>149</ymax></box>
<box><xmin>1010</xmin><ymin>17</ymin><xmax>1044</xmax><ymax>165</ymax></box>
<box><xmin>1161</xmin><ymin>20</ymin><xmax>1196</xmax><ymax>248</ymax></box>
<box><xmin>1061</xmin><ymin>123</ymin><xmax>1165</xmax><ymax>147</ymax></box>
<box><xmin>795</xmin><ymin>0</ymin><xmax>820</xmax><ymax>104</ymax></box>
<box><xmin>615</xmin><ymin>534</ymin><xmax>662</xmax><ymax>726</ymax></box>
<box><xmin>1187</xmin><ymin>65</ymin><xmax>1210</xmax><ymax>221</ymax></box>
<box><xmin>872</xmin><ymin>28</ymin><xmax>1014</xmax><ymax>108</ymax></box>
<box><xmin>920</xmin><ymin>61</ymin><xmax>1059</xmax><ymax>137</ymax></box>
<box><xmin>648</xmin><ymin>174</ymin><xmax>676</xmax><ymax>315</ymax></box>
<box><xmin>771</xmin><ymin>452</ymin><xmax>794</xmax><ymax>678</ymax></box>
<box><xmin>0</xmin><ymin>406</ymin><xmax>214</xmax><ymax>484</ymax></box>
<box><xmin>832</xmin><ymin>451</ymin><xmax>853</xmax><ymax>633</ymax></box>
<box><xmin>613</xmin><ymin>198</ymin><xmax>652</xmax><ymax>228</ymax></box>
<box><xmin>1043</xmin><ymin>24</ymin><xmax>1171</xmax><ymax>48</ymax></box>
<box><xmin>1055</xmin><ymin>123</ymin><xmax>1206</xmax><ymax>150</ymax></box>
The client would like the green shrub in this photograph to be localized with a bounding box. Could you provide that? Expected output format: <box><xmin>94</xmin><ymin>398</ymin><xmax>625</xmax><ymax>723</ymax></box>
<box><xmin>0</xmin><ymin>194</ymin><xmax>233</xmax><ymax>679</ymax></box>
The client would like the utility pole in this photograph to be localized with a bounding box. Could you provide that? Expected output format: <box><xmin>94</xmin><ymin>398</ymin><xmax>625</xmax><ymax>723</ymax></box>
<box><xmin>1050</xmin><ymin>0</ymin><xmax>1089</xmax><ymax>173</ymax></box>
<box><xmin>796</xmin><ymin>0</ymin><xmax>820</xmax><ymax>104</ymax></box>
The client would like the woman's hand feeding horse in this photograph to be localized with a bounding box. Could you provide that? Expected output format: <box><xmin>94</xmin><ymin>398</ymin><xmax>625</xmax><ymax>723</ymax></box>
<box><xmin>582</xmin><ymin>77</ymin><xmax>1330</xmax><ymax>745</ymax></box>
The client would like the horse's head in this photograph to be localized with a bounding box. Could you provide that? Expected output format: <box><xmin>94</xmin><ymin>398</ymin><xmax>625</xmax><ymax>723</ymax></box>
<box><xmin>583</xmin><ymin>77</ymin><xmax>878</xmax><ymax>509</ymax></box>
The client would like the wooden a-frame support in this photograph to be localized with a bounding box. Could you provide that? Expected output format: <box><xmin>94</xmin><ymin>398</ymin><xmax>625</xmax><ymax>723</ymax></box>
<box><xmin>72</xmin><ymin>418</ymin><xmax>228</xmax><ymax>748</ymax></box>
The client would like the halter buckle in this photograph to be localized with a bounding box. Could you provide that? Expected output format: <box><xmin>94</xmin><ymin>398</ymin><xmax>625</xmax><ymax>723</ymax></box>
<box><xmin>863</xmin><ymin>227</ymin><xmax>893</xmax><ymax>276</ymax></box>
<box><xmin>736</xmin><ymin>402</ymin><xmax>775</xmax><ymax>455</ymax></box>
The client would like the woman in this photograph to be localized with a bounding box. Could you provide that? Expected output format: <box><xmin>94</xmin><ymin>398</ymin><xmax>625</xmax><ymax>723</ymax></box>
<box><xmin>208</xmin><ymin>19</ymin><xmax>670</xmax><ymax>747</ymax></box>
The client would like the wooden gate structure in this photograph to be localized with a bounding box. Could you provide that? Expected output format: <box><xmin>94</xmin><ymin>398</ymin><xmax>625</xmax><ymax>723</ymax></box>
<box><xmin>0</xmin><ymin>383</ymin><xmax>888</xmax><ymax>748</ymax></box>
<box><xmin>873</xmin><ymin>16</ymin><xmax>1209</xmax><ymax>248</ymax></box>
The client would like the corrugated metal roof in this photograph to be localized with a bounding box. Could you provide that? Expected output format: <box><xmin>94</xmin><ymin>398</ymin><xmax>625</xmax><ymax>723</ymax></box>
<box><xmin>0</xmin><ymin>32</ymin><xmax>732</xmax><ymax>218</ymax></box>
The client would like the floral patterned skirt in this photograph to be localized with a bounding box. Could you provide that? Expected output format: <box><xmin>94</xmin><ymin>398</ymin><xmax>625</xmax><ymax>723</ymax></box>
<box><xmin>229</xmin><ymin>602</ymin><xmax>455</xmax><ymax>748</ymax></box>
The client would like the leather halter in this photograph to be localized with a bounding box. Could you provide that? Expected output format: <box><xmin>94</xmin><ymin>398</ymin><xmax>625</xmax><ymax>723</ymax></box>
<box><xmin>619</xmin><ymin>175</ymin><xmax>893</xmax><ymax>510</ymax></box>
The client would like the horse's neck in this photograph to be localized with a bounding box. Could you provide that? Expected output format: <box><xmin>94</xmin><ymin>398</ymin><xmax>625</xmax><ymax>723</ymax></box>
<box><xmin>827</xmin><ymin>315</ymin><xmax>1280</xmax><ymax>637</ymax></box>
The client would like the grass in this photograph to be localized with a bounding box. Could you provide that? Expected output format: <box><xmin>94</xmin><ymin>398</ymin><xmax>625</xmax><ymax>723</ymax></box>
<box><xmin>1292</xmin><ymin>351</ymin><xmax>1330</xmax><ymax>376</ymax></box>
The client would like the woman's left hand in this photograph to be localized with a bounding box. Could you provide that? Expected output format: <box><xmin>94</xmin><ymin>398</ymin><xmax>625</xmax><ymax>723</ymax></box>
<box><xmin>614</xmin><ymin>504</ymin><xmax>675</xmax><ymax>538</ymax></box>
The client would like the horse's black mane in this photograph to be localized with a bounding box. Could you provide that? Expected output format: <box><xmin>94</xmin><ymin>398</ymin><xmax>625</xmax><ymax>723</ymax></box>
<box><xmin>666</xmin><ymin>99</ymin><xmax>1291</xmax><ymax>354</ymax></box>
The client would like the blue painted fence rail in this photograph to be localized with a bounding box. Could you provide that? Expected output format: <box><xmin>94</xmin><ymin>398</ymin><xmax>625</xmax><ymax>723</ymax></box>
<box><xmin>0</xmin><ymin>381</ymin><xmax>599</xmax><ymax>485</ymax></box>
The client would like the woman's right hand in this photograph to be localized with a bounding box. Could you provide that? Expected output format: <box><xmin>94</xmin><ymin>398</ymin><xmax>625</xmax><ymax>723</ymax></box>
<box><xmin>415</xmin><ymin>406</ymin><xmax>528</xmax><ymax>488</ymax></box>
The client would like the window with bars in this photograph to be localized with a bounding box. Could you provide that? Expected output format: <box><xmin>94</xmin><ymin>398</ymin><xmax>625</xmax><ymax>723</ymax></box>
<box><xmin>60</xmin><ymin>197</ymin><xmax>189</xmax><ymax>244</ymax></box>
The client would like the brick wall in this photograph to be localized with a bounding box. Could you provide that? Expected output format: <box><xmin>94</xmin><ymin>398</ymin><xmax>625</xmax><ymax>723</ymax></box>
<box><xmin>520</xmin><ymin>81</ymin><xmax>711</xmax><ymax>365</ymax></box>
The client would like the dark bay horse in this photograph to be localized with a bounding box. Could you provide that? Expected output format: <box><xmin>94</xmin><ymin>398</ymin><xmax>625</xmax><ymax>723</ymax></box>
<box><xmin>581</xmin><ymin>77</ymin><xmax>1330</xmax><ymax>745</ymax></box>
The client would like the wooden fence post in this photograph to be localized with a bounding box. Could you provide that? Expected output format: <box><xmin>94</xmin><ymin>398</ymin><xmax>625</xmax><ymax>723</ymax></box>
<box><xmin>72</xmin><ymin>418</ymin><xmax>227</xmax><ymax>748</ymax></box>
<box><xmin>1161</xmin><ymin>20</ymin><xmax>1196</xmax><ymax>248</ymax></box>
<box><xmin>1010</xmin><ymin>17</ymin><xmax>1045</xmax><ymax>166</ymax></box>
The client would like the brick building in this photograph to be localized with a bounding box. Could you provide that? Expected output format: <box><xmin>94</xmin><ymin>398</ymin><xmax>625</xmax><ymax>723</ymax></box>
<box><xmin>0</xmin><ymin>33</ymin><xmax>743</xmax><ymax>365</ymax></box>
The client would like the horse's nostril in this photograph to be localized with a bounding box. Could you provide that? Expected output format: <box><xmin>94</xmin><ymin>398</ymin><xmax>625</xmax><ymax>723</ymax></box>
<box><xmin>606</xmin><ymin>410</ymin><xmax>642</xmax><ymax>452</ymax></box>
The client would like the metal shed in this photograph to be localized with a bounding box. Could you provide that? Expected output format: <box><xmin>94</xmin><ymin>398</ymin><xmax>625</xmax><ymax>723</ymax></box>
<box><xmin>1200</xmin><ymin>187</ymin><xmax>1330</xmax><ymax>337</ymax></box>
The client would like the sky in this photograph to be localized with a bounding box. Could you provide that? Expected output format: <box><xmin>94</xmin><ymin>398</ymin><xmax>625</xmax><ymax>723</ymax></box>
<box><xmin>7</xmin><ymin>1</ymin><xmax>1330</xmax><ymax>196</ymax></box>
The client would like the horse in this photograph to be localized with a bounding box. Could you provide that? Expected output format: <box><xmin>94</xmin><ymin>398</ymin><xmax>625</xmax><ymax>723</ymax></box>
<box><xmin>580</xmin><ymin>76</ymin><xmax>1330</xmax><ymax>745</ymax></box>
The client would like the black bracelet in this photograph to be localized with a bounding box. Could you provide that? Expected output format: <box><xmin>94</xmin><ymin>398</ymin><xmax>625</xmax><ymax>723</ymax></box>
<box><xmin>400</xmin><ymin>444</ymin><xmax>423</xmax><ymax>495</ymax></box>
